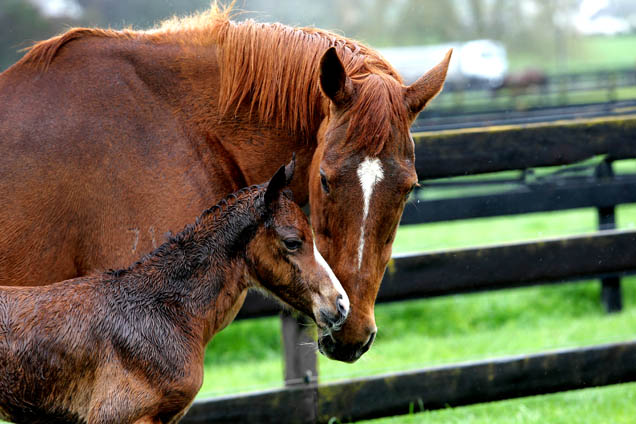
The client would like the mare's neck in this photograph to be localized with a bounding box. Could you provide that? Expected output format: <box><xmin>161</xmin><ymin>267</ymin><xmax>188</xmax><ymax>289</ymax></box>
<box><xmin>128</xmin><ymin>38</ymin><xmax>320</xmax><ymax>205</ymax></box>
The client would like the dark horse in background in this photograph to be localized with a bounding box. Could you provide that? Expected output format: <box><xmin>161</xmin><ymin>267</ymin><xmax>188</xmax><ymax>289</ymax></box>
<box><xmin>0</xmin><ymin>4</ymin><xmax>450</xmax><ymax>362</ymax></box>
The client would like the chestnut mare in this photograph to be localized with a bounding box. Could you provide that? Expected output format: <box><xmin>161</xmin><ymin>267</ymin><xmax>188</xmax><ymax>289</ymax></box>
<box><xmin>0</xmin><ymin>161</ymin><xmax>349</xmax><ymax>424</ymax></box>
<box><xmin>0</xmin><ymin>5</ymin><xmax>450</xmax><ymax>362</ymax></box>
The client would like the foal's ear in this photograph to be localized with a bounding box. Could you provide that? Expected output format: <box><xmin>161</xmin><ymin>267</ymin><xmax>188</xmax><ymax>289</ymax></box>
<box><xmin>404</xmin><ymin>49</ymin><xmax>452</xmax><ymax>116</ymax></box>
<box><xmin>265</xmin><ymin>165</ymin><xmax>287</xmax><ymax>207</ymax></box>
<box><xmin>284</xmin><ymin>153</ymin><xmax>296</xmax><ymax>185</ymax></box>
<box><xmin>319</xmin><ymin>47</ymin><xmax>353</xmax><ymax>108</ymax></box>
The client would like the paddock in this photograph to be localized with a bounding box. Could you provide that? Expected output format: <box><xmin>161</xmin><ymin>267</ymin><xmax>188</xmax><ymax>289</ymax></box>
<box><xmin>181</xmin><ymin>110</ymin><xmax>636</xmax><ymax>423</ymax></box>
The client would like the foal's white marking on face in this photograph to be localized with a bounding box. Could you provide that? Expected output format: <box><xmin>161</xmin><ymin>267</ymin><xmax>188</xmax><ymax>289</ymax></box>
<box><xmin>314</xmin><ymin>241</ymin><xmax>350</xmax><ymax>314</ymax></box>
<box><xmin>356</xmin><ymin>157</ymin><xmax>384</xmax><ymax>270</ymax></box>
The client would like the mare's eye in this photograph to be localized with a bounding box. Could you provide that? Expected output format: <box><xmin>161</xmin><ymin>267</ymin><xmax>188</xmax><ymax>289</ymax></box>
<box><xmin>320</xmin><ymin>169</ymin><xmax>330</xmax><ymax>194</ymax></box>
<box><xmin>283</xmin><ymin>238</ymin><xmax>302</xmax><ymax>252</ymax></box>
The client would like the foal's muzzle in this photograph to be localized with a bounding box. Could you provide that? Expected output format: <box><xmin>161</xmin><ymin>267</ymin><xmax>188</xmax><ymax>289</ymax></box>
<box><xmin>319</xmin><ymin>294</ymin><xmax>349</xmax><ymax>331</ymax></box>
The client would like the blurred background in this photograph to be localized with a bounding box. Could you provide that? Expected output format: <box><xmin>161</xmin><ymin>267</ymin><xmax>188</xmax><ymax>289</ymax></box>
<box><xmin>3</xmin><ymin>1</ymin><xmax>636</xmax><ymax>422</ymax></box>
<box><xmin>3</xmin><ymin>0</ymin><xmax>636</xmax><ymax>72</ymax></box>
<box><xmin>2</xmin><ymin>0</ymin><xmax>636</xmax><ymax>126</ymax></box>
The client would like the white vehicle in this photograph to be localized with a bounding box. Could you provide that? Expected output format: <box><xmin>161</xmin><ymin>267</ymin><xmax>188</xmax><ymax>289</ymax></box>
<box><xmin>379</xmin><ymin>40</ymin><xmax>508</xmax><ymax>88</ymax></box>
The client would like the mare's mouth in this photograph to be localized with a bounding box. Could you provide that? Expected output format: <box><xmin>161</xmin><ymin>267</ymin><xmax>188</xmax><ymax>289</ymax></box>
<box><xmin>317</xmin><ymin>332</ymin><xmax>369</xmax><ymax>363</ymax></box>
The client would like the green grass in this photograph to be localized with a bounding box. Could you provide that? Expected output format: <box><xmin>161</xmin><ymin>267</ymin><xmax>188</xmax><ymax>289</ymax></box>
<box><xmin>199</xmin><ymin>276</ymin><xmax>636</xmax><ymax>395</ymax></box>
<box><xmin>391</xmin><ymin>208</ymin><xmax>598</xmax><ymax>253</ymax></box>
<box><xmin>366</xmin><ymin>382</ymin><xmax>636</xmax><ymax>424</ymax></box>
<box><xmin>430</xmin><ymin>84</ymin><xmax>636</xmax><ymax>115</ymax></box>
<box><xmin>424</xmin><ymin>34</ymin><xmax>636</xmax><ymax>115</ymax></box>
<box><xmin>507</xmin><ymin>34</ymin><xmax>636</xmax><ymax>73</ymax></box>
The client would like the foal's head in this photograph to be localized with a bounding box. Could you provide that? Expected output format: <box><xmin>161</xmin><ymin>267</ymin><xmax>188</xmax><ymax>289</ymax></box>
<box><xmin>248</xmin><ymin>159</ymin><xmax>349</xmax><ymax>332</ymax></box>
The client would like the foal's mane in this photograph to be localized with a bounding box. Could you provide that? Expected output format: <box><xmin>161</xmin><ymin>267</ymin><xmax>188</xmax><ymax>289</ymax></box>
<box><xmin>170</xmin><ymin>183</ymin><xmax>265</xmax><ymax>246</ymax></box>
<box><xmin>18</xmin><ymin>3</ymin><xmax>409</xmax><ymax>153</ymax></box>
<box><xmin>106</xmin><ymin>184</ymin><xmax>266</xmax><ymax>279</ymax></box>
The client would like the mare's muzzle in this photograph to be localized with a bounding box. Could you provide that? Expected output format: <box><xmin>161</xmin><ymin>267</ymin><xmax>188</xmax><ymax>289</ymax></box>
<box><xmin>318</xmin><ymin>327</ymin><xmax>377</xmax><ymax>363</ymax></box>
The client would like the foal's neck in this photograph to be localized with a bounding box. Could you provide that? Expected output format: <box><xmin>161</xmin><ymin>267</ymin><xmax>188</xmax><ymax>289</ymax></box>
<box><xmin>114</xmin><ymin>189</ymin><xmax>263</xmax><ymax>343</ymax></box>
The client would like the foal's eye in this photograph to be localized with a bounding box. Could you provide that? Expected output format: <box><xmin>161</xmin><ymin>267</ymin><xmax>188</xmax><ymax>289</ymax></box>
<box><xmin>319</xmin><ymin>169</ymin><xmax>330</xmax><ymax>194</ymax></box>
<box><xmin>283</xmin><ymin>238</ymin><xmax>302</xmax><ymax>252</ymax></box>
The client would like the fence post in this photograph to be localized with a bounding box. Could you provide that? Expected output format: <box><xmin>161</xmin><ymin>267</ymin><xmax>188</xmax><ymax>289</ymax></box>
<box><xmin>281</xmin><ymin>313</ymin><xmax>318</xmax><ymax>421</ymax></box>
<box><xmin>596</xmin><ymin>159</ymin><xmax>622</xmax><ymax>313</ymax></box>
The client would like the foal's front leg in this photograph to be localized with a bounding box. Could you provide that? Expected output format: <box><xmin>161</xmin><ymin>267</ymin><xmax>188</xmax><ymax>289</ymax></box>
<box><xmin>133</xmin><ymin>417</ymin><xmax>161</xmax><ymax>424</ymax></box>
<box><xmin>88</xmin><ymin>365</ymin><xmax>162</xmax><ymax>424</ymax></box>
<box><xmin>166</xmin><ymin>402</ymin><xmax>196</xmax><ymax>424</ymax></box>
<box><xmin>130</xmin><ymin>401</ymin><xmax>192</xmax><ymax>424</ymax></box>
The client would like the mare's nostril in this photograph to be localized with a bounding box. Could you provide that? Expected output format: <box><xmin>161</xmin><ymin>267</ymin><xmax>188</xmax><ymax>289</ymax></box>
<box><xmin>361</xmin><ymin>330</ymin><xmax>376</xmax><ymax>354</ymax></box>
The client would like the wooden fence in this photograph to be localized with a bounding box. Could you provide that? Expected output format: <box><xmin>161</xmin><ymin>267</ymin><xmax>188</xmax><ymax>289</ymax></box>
<box><xmin>182</xmin><ymin>112</ymin><xmax>636</xmax><ymax>423</ymax></box>
<box><xmin>422</xmin><ymin>67</ymin><xmax>636</xmax><ymax>119</ymax></box>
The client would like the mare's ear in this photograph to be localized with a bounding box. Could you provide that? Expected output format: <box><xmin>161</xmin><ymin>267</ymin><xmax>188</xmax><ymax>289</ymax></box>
<box><xmin>404</xmin><ymin>49</ymin><xmax>452</xmax><ymax>116</ymax></box>
<box><xmin>319</xmin><ymin>47</ymin><xmax>353</xmax><ymax>108</ymax></box>
<box><xmin>284</xmin><ymin>153</ymin><xmax>296</xmax><ymax>185</ymax></box>
<box><xmin>265</xmin><ymin>165</ymin><xmax>287</xmax><ymax>208</ymax></box>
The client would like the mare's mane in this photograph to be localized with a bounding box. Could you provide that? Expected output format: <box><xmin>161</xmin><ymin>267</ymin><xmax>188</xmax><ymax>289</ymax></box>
<box><xmin>17</xmin><ymin>4</ymin><xmax>409</xmax><ymax>153</ymax></box>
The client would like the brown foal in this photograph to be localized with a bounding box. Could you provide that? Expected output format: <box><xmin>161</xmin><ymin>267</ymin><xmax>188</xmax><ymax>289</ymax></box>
<box><xmin>0</xmin><ymin>160</ymin><xmax>348</xmax><ymax>424</ymax></box>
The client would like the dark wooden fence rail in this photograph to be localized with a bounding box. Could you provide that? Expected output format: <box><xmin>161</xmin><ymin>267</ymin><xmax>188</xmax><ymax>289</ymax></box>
<box><xmin>185</xmin><ymin>340</ymin><xmax>636</xmax><ymax>424</ymax></box>
<box><xmin>413</xmin><ymin>99</ymin><xmax>636</xmax><ymax>133</ymax></box>
<box><xmin>400</xmin><ymin>175</ymin><xmax>636</xmax><ymax>224</ymax></box>
<box><xmin>182</xmin><ymin>113</ymin><xmax>636</xmax><ymax>423</ymax></box>
<box><xmin>411</xmin><ymin>114</ymin><xmax>636</xmax><ymax>179</ymax></box>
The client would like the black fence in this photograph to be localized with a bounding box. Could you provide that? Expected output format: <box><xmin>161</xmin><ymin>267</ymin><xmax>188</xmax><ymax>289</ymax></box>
<box><xmin>182</xmin><ymin>111</ymin><xmax>636</xmax><ymax>423</ymax></box>
<box><xmin>418</xmin><ymin>67</ymin><xmax>636</xmax><ymax>123</ymax></box>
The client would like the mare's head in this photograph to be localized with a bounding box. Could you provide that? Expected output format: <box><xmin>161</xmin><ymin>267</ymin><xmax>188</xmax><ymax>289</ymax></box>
<box><xmin>248</xmin><ymin>158</ymin><xmax>350</xmax><ymax>333</ymax></box>
<box><xmin>310</xmin><ymin>48</ymin><xmax>452</xmax><ymax>362</ymax></box>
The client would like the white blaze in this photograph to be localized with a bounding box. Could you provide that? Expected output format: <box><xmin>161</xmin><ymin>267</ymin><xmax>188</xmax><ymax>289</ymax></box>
<box><xmin>314</xmin><ymin>241</ymin><xmax>350</xmax><ymax>313</ymax></box>
<box><xmin>356</xmin><ymin>157</ymin><xmax>384</xmax><ymax>270</ymax></box>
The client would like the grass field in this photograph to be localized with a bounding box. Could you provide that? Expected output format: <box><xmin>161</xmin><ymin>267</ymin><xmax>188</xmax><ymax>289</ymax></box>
<box><xmin>424</xmin><ymin>34</ymin><xmax>636</xmax><ymax>115</ymax></box>
<box><xmin>507</xmin><ymin>34</ymin><xmax>636</xmax><ymax>73</ymax></box>
<box><xmin>195</xmin><ymin>199</ymin><xmax>636</xmax><ymax>423</ymax></box>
